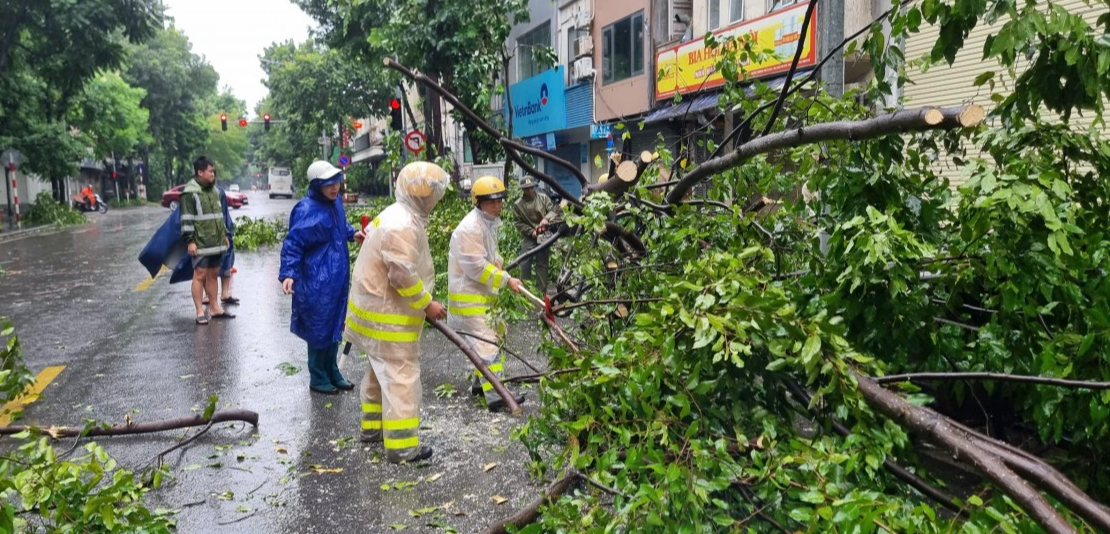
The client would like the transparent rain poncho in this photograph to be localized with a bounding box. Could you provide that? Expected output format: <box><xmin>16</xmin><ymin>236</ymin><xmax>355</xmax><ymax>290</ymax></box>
<box><xmin>447</xmin><ymin>207</ymin><xmax>511</xmax><ymax>399</ymax></box>
<box><xmin>345</xmin><ymin>161</ymin><xmax>448</xmax><ymax>461</ymax></box>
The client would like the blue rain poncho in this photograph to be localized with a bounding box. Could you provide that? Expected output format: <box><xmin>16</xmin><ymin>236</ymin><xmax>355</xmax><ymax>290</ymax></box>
<box><xmin>279</xmin><ymin>179</ymin><xmax>357</xmax><ymax>349</ymax></box>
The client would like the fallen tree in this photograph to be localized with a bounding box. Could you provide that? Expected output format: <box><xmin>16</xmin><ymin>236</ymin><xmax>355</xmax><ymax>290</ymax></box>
<box><xmin>383</xmin><ymin>0</ymin><xmax>1110</xmax><ymax>531</ymax></box>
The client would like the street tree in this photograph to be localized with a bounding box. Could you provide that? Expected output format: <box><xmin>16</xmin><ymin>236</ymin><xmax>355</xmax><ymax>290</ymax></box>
<box><xmin>259</xmin><ymin>39</ymin><xmax>395</xmax><ymax>188</ymax></box>
<box><xmin>70</xmin><ymin>72</ymin><xmax>152</xmax><ymax>161</ymax></box>
<box><xmin>0</xmin><ymin>0</ymin><xmax>159</xmax><ymax>196</ymax></box>
<box><xmin>123</xmin><ymin>27</ymin><xmax>219</xmax><ymax>191</ymax></box>
<box><xmin>387</xmin><ymin>0</ymin><xmax>1110</xmax><ymax>531</ymax></box>
<box><xmin>293</xmin><ymin>0</ymin><xmax>530</xmax><ymax>160</ymax></box>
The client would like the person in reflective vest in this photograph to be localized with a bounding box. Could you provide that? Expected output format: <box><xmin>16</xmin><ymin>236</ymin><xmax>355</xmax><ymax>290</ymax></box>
<box><xmin>345</xmin><ymin>161</ymin><xmax>448</xmax><ymax>463</ymax></box>
<box><xmin>448</xmin><ymin>176</ymin><xmax>525</xmax><ymax>412</ymax></box>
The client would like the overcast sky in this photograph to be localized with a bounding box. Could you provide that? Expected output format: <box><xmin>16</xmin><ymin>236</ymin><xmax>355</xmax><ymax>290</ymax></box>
<box><xmin>163</xmin><ymin>0</ymin><xmax>317</xmax><ymax>116</ymax></box>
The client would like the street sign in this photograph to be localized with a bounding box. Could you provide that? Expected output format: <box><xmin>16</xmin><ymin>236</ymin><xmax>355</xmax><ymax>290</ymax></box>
<box><xmin>338</xmin><ymin>154</ymin><xmax>350</xmax><ymax>167</ymax></box>
<box><xmin>405</xmin><ymin>130</ymin><xmax>426</xmax><ymax>154</ymax></box>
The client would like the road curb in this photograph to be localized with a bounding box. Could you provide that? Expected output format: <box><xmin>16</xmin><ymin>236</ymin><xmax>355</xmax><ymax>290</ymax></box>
<box><xmin>0</xmin><ymin>223</ymin><xmax>64</xmax><ymax>244</ymax></box>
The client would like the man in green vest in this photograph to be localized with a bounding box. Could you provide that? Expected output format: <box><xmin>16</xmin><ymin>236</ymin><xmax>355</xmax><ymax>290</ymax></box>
<box><xmin>182</xmin><ymin>156</ymin><xmax>234</xmax><ymax>325</ymax></box>
<box><xmin>511</xmin><ymin>177</ymin><xmax>560</xmax><ymax>295</ymax></box>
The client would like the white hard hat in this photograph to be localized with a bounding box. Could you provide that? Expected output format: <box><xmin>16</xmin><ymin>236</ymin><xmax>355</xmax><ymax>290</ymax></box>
<box><xmin>307</xmin><ymin>160</ymin><xmax>342</xmax><ymax>182</ymax></box>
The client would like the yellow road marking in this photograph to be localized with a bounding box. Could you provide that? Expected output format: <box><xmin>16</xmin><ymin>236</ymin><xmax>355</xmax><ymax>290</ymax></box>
<box><xmin>0</xmin><ymin>365</ymin><xmax>66</xmax><ymax>426</ymax></box>
<box><xmin>134</xmin><ymin>265</ymin><xmax>167</xmax><ymax>292</ymax></box>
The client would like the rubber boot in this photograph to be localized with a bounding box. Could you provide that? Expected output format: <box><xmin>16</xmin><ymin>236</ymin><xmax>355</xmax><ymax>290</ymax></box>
<box><xmin>323</xmin><ymin>343</ymin><xmax>354</xmax><ymax>390</ymax></box>
<box><xmin>486</xmin><ymin>390</ymin><xmax>527</xmax><ymax>413</ymax></box>
<box><xmin>307</xmin><ymin>347</ymin><xmax>338</xmax><ymax>395</ymax></box>
<box><xmin>387</xmin><ymin>445</ymin><xmax>434</xmax><ymax>464</ymax></box>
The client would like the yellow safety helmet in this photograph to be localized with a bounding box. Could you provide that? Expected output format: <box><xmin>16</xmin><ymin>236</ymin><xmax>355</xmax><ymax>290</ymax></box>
<box><xmin>470</xmin><ymin>175</ymin><xmax>507</xmax><ymax>206</ymax></box>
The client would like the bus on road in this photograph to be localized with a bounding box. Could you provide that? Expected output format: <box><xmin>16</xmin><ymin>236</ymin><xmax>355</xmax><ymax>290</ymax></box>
<box><xmin>268</xmin><ymin>167</ymin><xmax>294</xmax><ymax>199</ymax></box>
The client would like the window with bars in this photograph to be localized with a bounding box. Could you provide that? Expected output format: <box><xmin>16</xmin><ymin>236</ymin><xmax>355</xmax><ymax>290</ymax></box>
<box><xmin>602</xmin><ymin>11</ymin><xmax>645</xmax><ymax>85</ymax></box>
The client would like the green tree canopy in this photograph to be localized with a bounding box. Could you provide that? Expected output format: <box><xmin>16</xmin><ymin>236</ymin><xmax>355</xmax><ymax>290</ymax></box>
<box><xmin>71</xmin><ymin>72</ymin><xmax>152</xmax><ymax>160</ymax></box>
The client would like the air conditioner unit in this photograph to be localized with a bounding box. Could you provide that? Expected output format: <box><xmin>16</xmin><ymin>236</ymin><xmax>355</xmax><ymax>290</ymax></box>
<box><xmin>572</xmin><ymin>57</ymin><xmax>595</xmax><ymax>81</ymax></box>
<box><xmin>574</xmin><ymin>8</ymin><xmax>592</xmax><ymax>29</ymax></box>
<box><xmin>573</xmin><ymin>36</ymin><xmax>594</xmax><ymax>58</ymax></box>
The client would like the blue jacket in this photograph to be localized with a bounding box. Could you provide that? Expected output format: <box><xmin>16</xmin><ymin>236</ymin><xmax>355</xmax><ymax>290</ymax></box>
<box><xmin>279</xmin><ymin>186</ymin><xmax>356</xmax><ymax>349</ymax></box>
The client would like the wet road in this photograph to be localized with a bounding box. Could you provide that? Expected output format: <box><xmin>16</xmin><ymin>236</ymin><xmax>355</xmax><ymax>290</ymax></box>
<box><xmin>0</xmin><ymin>192</ymin><xmax>550</xmax><ymax>533</ymax></box>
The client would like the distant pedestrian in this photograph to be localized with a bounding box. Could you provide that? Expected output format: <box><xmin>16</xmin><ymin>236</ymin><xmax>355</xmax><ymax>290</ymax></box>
<box><xmin>182</xmin><ymin>156</ymin><xmax>234</xmax><ymax>325</ymax></box>
<box><xmin>512</xmin><ymin>177</ymin><xmax>559</xmax><ymax>294</ymax></box>
<box><xmin>279</xmin><ymin>161</ymin><xmax>365</xmax><ymax>395</ymax></box>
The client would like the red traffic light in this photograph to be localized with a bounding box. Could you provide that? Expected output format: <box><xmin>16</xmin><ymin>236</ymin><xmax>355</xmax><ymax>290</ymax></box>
<box><xmin>111</xmin><ymin>171</ymin><xmax>117</xmax><ymax>179</ymax></box>
<box><xmin>239</xmin><ymin>118</ymin><xmax>248</xmax><ymax>127</ymax></box>
<box><xmin>263</xmin><ymin>113</ymin><xmax>271</xmax><ymax>121</ymax></box>
<box><xmin>220</xmin><ymin>113</ymin><xmax>227</xmax><ymax>121</ymax></box>
<box><xmin>390</xmin><ymin>99</ymin><xmax>401</xmax><ymax>110</ymax></box>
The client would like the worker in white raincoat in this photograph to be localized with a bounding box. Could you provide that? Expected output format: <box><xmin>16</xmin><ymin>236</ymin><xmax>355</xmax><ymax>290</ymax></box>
<box><xmin>346</xmin><ymin>161</ymin><xmax>449</xmax><ymax>463</ymax></box>
<box><xmin>448</xmin><ymin>176</ymin><xmax>526</xmax><ymax>412</ymax></box>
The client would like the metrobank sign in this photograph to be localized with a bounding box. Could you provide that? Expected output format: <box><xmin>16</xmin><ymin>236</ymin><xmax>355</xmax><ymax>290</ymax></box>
<box><xmin>655</xmin><ymin>2</ymin><xmax>816</xmax><ymax>100</ymax></box>
<box><xmin>506</xmin><ymin>68</ymin><xmax>567</xmax><ymax>138</ymax></box>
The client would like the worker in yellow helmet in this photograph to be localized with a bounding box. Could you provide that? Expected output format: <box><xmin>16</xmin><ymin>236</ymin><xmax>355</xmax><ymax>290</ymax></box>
<box><xmin>447</xmin><ymin>176</ymin><xmax>526</xmax><ymax>411</ymax></box>
<box><xmin>346</xmin><ymin>161</ymin><xmax>449</xmax><ymax>463</ymax></box>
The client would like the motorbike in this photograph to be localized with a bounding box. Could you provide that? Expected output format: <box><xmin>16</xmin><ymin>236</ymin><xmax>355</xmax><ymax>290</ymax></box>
<box><xmin>74</xmin><ymin>194</ymin><xmax>109</xmax><ymax>214</ymax></box>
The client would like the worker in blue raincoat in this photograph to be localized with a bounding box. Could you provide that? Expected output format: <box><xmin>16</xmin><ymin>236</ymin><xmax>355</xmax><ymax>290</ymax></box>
<box><xmin>279</xmin><ymin>161</ymin><xmax>365</xmax><ymax>395</ymax></box>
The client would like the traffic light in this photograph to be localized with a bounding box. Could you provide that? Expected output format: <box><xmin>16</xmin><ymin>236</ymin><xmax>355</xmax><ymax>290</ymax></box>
<box><xmin>220</xmin><ymin>114</ymin><xmax>228</xmax><ymax>131</ymax></box>
<box><xmin>389</xmin><ymin>98</ymin><xmax>403</xmax><ymax>131</ymax></box>
<box><xmin>239</xmin><ymin>118</ymin><xmax>248</xmax><ymax>128</ymax></box>
<box><xmin>263</xmin><ymin>113</ymin><xmax>271</xmax><ymax>131</ymax></box>
<box><xmin>110</xmin><ymin>171</ymin><xmax>117</xmax><ymax>180</ymax></box>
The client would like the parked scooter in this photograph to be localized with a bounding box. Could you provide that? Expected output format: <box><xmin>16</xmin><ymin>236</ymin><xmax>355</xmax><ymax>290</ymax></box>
<box><xmin>74</xmin><ymin>194</ymin><xmax>109</xmax><ymax>214</ymax></box>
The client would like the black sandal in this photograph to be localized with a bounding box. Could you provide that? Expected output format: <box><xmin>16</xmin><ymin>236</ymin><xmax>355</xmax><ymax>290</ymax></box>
<box><xmin>211</xmin><ymin>312</ymin><xmax>236</xmax><ymax>319</ymax></box>
<box><xmin>221</xmin><ymin>297</ymin><xmax>240</xmax><ymax>304</ymax></box>
<box><xmin>195</xmin><ymin>315</ymin><xmax>210</xmax><ymax>325</ymax></box>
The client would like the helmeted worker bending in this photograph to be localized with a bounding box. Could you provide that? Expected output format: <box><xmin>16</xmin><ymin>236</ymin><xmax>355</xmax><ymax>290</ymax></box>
<box><xmin>345</xmin><ymin>161</ymin><xmax>449</xmax><ymax>463</ymax></box>
<box><xmin>448</xmin><ymin>176</ymin><xmax>525</xmax><ymax>412</ymax></box>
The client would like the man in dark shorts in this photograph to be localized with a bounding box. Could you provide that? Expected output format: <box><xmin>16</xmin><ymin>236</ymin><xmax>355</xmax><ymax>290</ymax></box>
<box><xmin>182</xmin><ymin>156</ymin><xmax>234</xmax><ymax>325</ymax></box>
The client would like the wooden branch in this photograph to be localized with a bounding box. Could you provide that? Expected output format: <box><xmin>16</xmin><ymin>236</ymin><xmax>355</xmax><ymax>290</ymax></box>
<box><xmin>428</xmin><ymin>319</ymin><xmax>521</xmax><ymax>415</ymax></box>
<box><xmin>933</xmin><ymin>316</ymin><xmax>981</xmax><ymax>332</ymax></box>
<box><xmin>853</xmin><ymin>371</ymin><xmax>1078</xmax><ymax>534</ymax></box>
<box><xmin>975</xmin><ymin>439</ymin><xmax>1110</xmax><ymax>532</ymax></box>
<box><xmin>502</xmin><ymin>138</ymin><xmax>587</xmax><ymax>187</ymax></box>
<box><xmin>784</xmin><ymin>380</ymin><xmax>966</xmax><ymax>516</ymax></box>
<box><xmin>505</xmin><ymin>149</ymin><xmax>584</xmax><ymax>207</ymax></box>
<box><xmin>587</xmin><ymin>152</ymin><xmax>653</xmax><ymax>200</ymax></box>
<box><xmin>552</xmin><ymin>298</ymin><xmax>662</xmax><ymax>314</ymax></box>
<box><xmin>602</xmin><ymin>221</ymin><xmax>647</xmax><ymax>257</ymax></box>
<box><xmin>0</xmin><ymin>409</ymin><xmax>259</xmax><ymax>437</ymax></box>
<box><xmin>711</xmin><ymin>4</ymin><xmax>898</xmax><ymax>160</ymax></box>
<box><xmin>383</xmin><ymin>58</ymin><xmax>584</xmax><ymax>205</ymax></box>
<box><xmin>506</xmin><ymin>225</ymin><xmax>568</xmax><ymax>271</ymax></box>
<box><xmin>504</xmin><ymin>367</ymin><xmax>580</xmax><ymax>384</ymax></box>
<box><xmin>759</xmin><ymin>0</ymin><xmax>819</xmax><ymax>137</ymax></box>
<box><xmin>665</xmin><ymin>106</ymin><xmax>985</xmax><ymax>205</ymax></box>
<box><xmin>541</xmin><ymin>313</ymin><xmax>580</xmax><ymax>354</ymax></box>
<box><xmin>455</xmin><ymin>330</ymin><xmax>543</xmax><ymax>374</ymax></box>
<box><xmin>875</xmin><ymin>372</ymin><xmax>1110</xmax><ymax>390</ymax></box>
<box><xmin>484</xmin><ymin>468</ymin><xmax>582</xmax><ymax>534</ymax></box>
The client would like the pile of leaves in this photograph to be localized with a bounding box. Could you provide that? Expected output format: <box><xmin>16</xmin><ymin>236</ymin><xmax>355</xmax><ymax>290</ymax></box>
<box><xmin>232</xmin><ymin>216</ymin><xmax>287</xmax><ymax>251</ymax></box>
<box><xmin>20</xmin><ymin>192</ymin><xmax>86</xmax><ymax>227</ymax></box>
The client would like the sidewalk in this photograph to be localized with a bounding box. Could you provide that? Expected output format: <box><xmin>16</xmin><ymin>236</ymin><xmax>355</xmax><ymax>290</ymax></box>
<box><xmin>0</xmin><ymin>222</ymin><xmax>56</xmax><ymax>244</ymax></box>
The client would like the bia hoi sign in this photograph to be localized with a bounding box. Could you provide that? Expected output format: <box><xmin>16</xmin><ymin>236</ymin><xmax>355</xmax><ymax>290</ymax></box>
<box><xmin>506</xmin><ymin>67</ymin><xmax>567</xmax><ymax>138</ymax></box>
<box><xmin>655</xmin><ymin>2</ymin><xmax>817</xmax><ymax>100</ymax></box>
